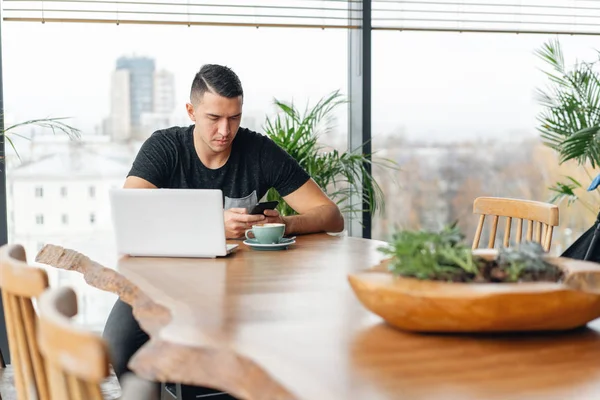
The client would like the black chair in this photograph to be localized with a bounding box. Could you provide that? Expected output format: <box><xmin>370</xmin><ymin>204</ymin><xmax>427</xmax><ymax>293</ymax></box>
<box><xmin>161</xmin><ymin>383</ymin><xmax>237</xmax><ymax>399</ymax></box>
<box><xmin>562</xmin><ymin>210</ymin><xmax>600</xmax><ymax>262</ymax></box>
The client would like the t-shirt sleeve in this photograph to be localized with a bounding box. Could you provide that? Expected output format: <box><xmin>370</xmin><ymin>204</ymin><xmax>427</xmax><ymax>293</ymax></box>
<box><xmin>260</xmin><ymin>136</ymin><xmax>311</xmax><ymax>197</ymax></box>
<box><xmin>127</xmin><ymin>132</ymin><xmax>177</xmax><ymax>188</ymax></box>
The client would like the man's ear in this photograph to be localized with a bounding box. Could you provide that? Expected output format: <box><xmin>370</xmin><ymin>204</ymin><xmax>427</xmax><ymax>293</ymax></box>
<box><xmin>185</xmin><ymin>103</ymin><xmax>195</xmax><ymax>121</ymax></box>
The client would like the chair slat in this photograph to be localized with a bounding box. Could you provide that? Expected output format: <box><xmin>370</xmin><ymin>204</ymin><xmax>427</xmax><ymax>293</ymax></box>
<box><xmin>20</xmin><ymin>297</ymin><xmax>50</xmax><ymax>400</ymax></box>
<box><xmin>11</xmin><ymin>294</ymin><xmax>37</xmax><ymax>400</ymax></box>
<box><xmin>541</xmin><ymin>224</ymin><xmax>547</xmax><ymax>245</ymax></box>
<box><xmin>472</xmin><ymin>214</ymin><xmax>485</xmax><ymax>249</ymax></box>
<box><xmin>488</xmin><ymin>216</ymin><xmax>499</xmax><ymax>248</ymax></box>
<box><xmin>503</xmin><ymin>217</ymin><xmax>512</xmax><ymax>247</ymax></box>
<box><xmin>3</xmin><ymin>291</ymin><xmax>25</xmax><ymax>399</ymax></box>
<box><xmin>67</xmin><ymin>375</ymin><xmax>86</xmax><ymax>400</ymax></box>
<box><xmin>516</xmin><ymin>219</ymin><xmax>523</xmax><ymax>244</ymax></box>
<box><xmin>86</xmin><ymin>381</ymin><xmax>104</xmax><ymax>400</ymax></box>
<box><xmin>47</xmin><ymin>365</ymin><xmax>70</xmax><ymax>400</ymax></box>
<box><xmin>544</xmin><ymin>226</ymin><xmax>554</xmax><ymax>252</ymax></box>
<box><xmin>526</xmin><ymin>220</ymin><xmax>534</xmax><ymax>242</ymax></box>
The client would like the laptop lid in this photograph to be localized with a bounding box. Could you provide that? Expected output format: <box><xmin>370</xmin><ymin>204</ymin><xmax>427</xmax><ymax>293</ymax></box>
<box><xmin>109</xmin><ymin>188</ymin><xmax>235</xmax><ymax>258</ymax></box>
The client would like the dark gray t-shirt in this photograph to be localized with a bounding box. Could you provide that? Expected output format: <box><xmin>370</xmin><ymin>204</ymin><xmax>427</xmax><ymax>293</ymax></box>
<box><xmin>127</xmin><ymin>125</ymin><xmax>311</xmax><ymax>209</ymax></box>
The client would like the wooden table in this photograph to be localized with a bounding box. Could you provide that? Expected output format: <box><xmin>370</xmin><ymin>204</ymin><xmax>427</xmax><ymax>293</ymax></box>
<box><xmin>36</xmin><ymin>234</ymin><xmax>600</xmax><ymax>400</ymax></box>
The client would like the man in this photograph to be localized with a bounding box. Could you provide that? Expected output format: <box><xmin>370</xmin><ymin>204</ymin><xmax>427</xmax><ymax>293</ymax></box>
<box><xmin>103</xmin><ymin>64</ymin><xmax>344</xmax><ymax>397</ymax></box>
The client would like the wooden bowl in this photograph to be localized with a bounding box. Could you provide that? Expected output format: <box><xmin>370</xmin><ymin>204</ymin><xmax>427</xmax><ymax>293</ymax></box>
<box><xmin>348</xmin><ymin>254</ymin><xmax>600</xmax><ymax>333</ymax></box>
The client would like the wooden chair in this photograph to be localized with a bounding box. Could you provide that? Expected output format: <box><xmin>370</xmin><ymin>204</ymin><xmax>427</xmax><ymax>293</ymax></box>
<box><xmin>472</xmin><ymin>197</ymin><xmax>559</xmax><ymax>252</ymax></box>
<box><xmin>37</xmin><ymin>285</ymin><xmax>158</xmax><ymax>400</ymax></box>
<box><xmin>0</xmin><ymin>244</ymin><xmax>50</xmax><ymax>400</ymax></box>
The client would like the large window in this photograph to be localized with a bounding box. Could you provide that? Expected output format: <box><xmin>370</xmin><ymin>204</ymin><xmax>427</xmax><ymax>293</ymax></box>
<box><xmin>371</xmin><ymin>31</ymin><xmax>599</xmax><ymax>255</ymax></box>
<box><xmin>4</xmin><ymin>22</ymin><xmax>348</xmax><ymax>332</ymax></box>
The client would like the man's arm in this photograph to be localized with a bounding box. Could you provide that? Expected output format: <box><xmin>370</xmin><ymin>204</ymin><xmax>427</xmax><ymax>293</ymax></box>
<box><xmin>123</xmin><ymin>176</ymin><xmax>157</xmax><ymax>189</ymax></box>
<box><xmin>266</xmin><ymin>179</ymin><xmax>344</xmax><ymax>235</ymax></box>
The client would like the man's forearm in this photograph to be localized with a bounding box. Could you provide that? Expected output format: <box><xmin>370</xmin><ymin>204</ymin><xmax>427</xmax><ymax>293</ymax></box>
<box><xmin>283</xmin><ymin>204</ymin><xmax>345</xmax><ymax>235</ymax></box>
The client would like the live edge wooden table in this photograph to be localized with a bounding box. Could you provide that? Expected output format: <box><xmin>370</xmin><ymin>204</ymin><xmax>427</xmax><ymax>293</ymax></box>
<box><xmin>36</xmin><ymin>234</ymin><xmax>600</xmax><ymax>400</ymax></box>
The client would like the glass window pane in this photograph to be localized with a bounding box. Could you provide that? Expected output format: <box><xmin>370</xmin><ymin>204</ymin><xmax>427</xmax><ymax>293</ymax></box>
<box><xmin>372</xmin><ymin>31</ymin><xmax>599</xmax><ymax>255</ymax></box>
<box><xmin>4</xmin><ymin>22</ymin><xmax>347</xmax><ymax>331</ymax></box>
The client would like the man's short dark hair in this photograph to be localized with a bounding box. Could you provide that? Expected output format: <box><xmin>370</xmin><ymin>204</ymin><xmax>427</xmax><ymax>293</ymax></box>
<box><xmin>190</xmin><ymin>64</ymin><xmax>243</xmax><ymax>104</ymax></box>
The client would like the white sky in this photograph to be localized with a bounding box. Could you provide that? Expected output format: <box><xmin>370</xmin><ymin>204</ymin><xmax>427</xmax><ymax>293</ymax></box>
<box><xmin>2</xmin><ymin>20</ymin><xmax>600</xmax><ymax>143</ymax></box>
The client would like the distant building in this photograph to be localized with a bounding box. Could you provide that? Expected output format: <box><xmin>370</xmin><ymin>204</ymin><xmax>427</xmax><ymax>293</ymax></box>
<box><xmin>6</xmin><ymin>138</ymin><xmax>134</xmax><ymax>333</ymax></box>
<box><xmin>109</xmin><ymin>69</ymin><xmax>131</xmax><ymax>142</ymax></box>
<box><xmin>116</xmin><ymin>56</ymin><xmax>155</xmax><ymax>132</ymax></box>
<box><xmin>108</xmin><ymin>57</ymin><xmax>180</xmax><ymax>140</ymax></box>
<box><xmin>7</xmin><ymin>141</ymin><xmax>131</xmax><ymax>257</ymax></box>
<box><xmin>140</xmin><ymin>112</ymin><xmax>172</xmax><ymax>134</ymax></box>
<box><xmin>140</xmin><ymin>69</ymin><xmax>178</xmax><ymax>134</ymax></box>
<box><xmin>153</xmin><ymin>69</ymin><xmax>176</xmax><ymax>114</ymax></box>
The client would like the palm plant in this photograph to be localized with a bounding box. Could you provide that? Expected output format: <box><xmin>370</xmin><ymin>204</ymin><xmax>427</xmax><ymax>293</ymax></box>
<box><xmin>535</xmin><ymin>39</ymin><xmax>600</xmax><ymax>213</ymax></box>
<box><xmin>263</xmin><ymin>90</ymin><xmax>398</xmax><ymax>218</ymax></box>
<box><xmin>1</xmin><ymin>117</ymin><xmax>81</xmax><ymax>163</ymax></box>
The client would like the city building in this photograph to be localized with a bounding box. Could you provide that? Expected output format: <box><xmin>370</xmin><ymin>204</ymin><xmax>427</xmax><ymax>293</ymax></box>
<box><xmin>116</xmin><ymin>56</ymin><xmax>155</xmax><ymax>134</ymax></box>
<box><xmin>109</xmin><ymin>69</ymin><xmax>131</xmax><ymax>142</ymax></box>
<box><xmin>108</xmin><ymin>57</ymin><xmax>179</xmax><ymax>140</ymax></box>
<box><xmin>6</xmin><ymin>137</ymin><xmax>134</xmax><ymax>332</ymax></box>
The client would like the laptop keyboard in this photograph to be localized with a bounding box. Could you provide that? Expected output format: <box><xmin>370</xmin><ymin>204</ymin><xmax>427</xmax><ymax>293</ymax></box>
<box><xmin>226</xmin><ymin>244</ymin><xmax>238</xmax><ymax>252</ymax></box>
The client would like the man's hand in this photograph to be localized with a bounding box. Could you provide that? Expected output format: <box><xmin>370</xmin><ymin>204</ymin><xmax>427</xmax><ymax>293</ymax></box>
<box><xmin>263</xmin><ymin>209</ymin><xmax>287</xmax><ymax>230</ymax></box>
<box><xmin>224</xmin><ymin>208</ymin><xmax>267</xmax><ymax>239</ymax></box>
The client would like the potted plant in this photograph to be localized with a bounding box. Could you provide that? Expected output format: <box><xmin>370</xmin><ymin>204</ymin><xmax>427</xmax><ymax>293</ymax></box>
<box><xmin>262</xmin><ymin>90</ymin><xmax>398</xmax><ymax>219</ymax></box>
<box><xmin>348</xmin><ymin>223</ymin><xmax>600</xmax><ymax>333</ymax></box>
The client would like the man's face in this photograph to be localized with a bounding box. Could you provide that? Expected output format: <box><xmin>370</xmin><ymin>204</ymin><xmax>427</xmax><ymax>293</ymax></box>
<box><xmin>186</xmin><ymin>91</ymin><xmax>243</xmax><ymax>154</ymax></box>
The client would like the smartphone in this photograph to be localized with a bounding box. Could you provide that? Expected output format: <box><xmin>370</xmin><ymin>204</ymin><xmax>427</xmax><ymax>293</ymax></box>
<box><xmin>248</xmin><ymin>201</ymin><xmax>279</xmax><ymax>215</ymax></box>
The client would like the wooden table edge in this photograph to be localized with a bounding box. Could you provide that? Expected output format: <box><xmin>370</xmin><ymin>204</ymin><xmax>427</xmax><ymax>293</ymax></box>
<box><xmin>35</xmin><ymin>244</ymin><xmax>298</xmax><ymax>400</ymax></box>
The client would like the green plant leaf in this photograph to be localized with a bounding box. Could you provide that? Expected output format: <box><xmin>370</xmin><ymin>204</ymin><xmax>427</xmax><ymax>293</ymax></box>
<box><xmin>559</xmin><ymin>125</ymin><xmax>600</xmax><ymax>167</ymax></box>
<box><xmin>1</xmin><ymin>116</ymin><xmax>81</xmax><ymax>163</ymax></box>
<box><xmin>3</xmin><ymin>117</ymin><xmax>82</xmax><ymax>141</ymax></box>
<box><xmin>379</xmin><ymin>223</ymin><xmax>475</xmax><ymax>282</ymax></box>
<box><xmin>4</xmin><ymin>135</ymin><xmax>20</xmax><ymax>161</ymax></box>
<box><xmin>536</xmin><ymin>39</ymin><xmax>600</xmax><ymax>167</ymax></box>
<box><xmin>548</xmin><ymin>176</ymin><xmax>582</xmax><ymax>205</ymax></box>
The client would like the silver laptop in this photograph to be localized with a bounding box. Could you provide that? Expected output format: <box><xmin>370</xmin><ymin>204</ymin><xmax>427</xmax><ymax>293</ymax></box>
<box><xmin>109</xmin><ymin>188</ymin><xmax>238</xmax><ymax>258</ymax></box>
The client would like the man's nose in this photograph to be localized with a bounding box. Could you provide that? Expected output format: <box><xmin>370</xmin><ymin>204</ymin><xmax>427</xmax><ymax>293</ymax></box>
<box><xmin>218</xmin><ymin>119</ymin><xmax>231</xmax><ymax>136</ymax></box>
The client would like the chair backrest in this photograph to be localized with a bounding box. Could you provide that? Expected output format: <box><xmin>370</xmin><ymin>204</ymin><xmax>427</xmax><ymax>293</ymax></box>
<box><xmin>37</xmin><ymin>286</ymin><xmax>108</xmax><ymax>400</ymax></box>
<box><xmin>0</xmin><ymin>244</ymin><xmax>50</xmax><ymax>400</ymax></box>
<box><xmin>472</xmin><ymin>197</ymin><xmax>559</xmax><ymax>252</ymax></box>
<box><xmin>37</xmin><ymin>286</ymin><xmax>159</xmax><ymax>400</ymax></box>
